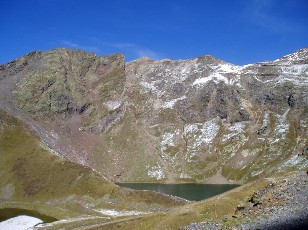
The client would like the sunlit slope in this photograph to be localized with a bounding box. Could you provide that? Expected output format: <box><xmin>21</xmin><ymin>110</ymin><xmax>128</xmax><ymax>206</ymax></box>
<box><xmin>0</xmin><ymin>109</ymin><xmax>186</xmax><ymax>220</ymax></box>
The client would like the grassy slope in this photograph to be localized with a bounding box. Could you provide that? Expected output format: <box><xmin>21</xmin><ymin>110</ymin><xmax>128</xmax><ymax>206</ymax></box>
<box><xmin>0</xmin><ymin>109</ymin><xmax>186</xmax><ymax>221</ymax></box>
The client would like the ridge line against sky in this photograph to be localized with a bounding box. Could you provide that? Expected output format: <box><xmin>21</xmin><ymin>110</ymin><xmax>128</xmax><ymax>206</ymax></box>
<box><xmin>0</xmin><ymin>0</ymin><xmax>307</xmax><ymax>65</ymax></box>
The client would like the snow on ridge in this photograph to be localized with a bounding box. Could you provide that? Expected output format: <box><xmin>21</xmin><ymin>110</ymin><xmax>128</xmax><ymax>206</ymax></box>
<box><xmin>281</xmin><ymin>64</ymin><xmax>308</xmax><ymax>74</ymax></box>
<box><xmin>218</xmin><ymin>63</ymin><xmax>242</xmax><ymax>73</ymax></box>
<box><xmin>252</xmin><ymin>63</ymin><xmax>308</xmax><ymax>86</ymax></box>
<box><xmin>193</xmin><ymin>63</ymin><xmax>243</xmax><ymax>86</ymax></box>
<box><xmin>273</xmin><ymin>49</ymin><xmax>307</xmax><ymax>63</ymax></box>
<box><xmin>193</xmin><ymin>72</ymin><xmax>229</xmax><ymax>85</ymax></box>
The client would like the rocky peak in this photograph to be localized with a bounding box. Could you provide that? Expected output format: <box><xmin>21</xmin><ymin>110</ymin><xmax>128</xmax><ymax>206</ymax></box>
<box><xmin>274</xmin><ymin>47</ymin><xmax>308</xmax><ymax>64</ymax></box>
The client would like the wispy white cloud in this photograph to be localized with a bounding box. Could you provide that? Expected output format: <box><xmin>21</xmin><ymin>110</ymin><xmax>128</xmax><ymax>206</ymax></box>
<box><xmin>60</xmin><ymin>39</ymin><xmax>164</xmax><ymax>61</ymax></box>
<box><xmin>135</xmin><ymin>48</ymin><xmax>163</xmax><ymax>60</ymax></box>
<box><xmin>61</xmin><ymin>40</ymin><xmax>100</xmax><ymax>53</ymax></box>
<box><xmin>90</xmin><ymin>38</ymin><xmax>164</xmax><ymax>60</ymax></box>
<box><xmin>243</xmin><ymin>0</ymin><xmax>301</xmax><ymax>33</ymax></box>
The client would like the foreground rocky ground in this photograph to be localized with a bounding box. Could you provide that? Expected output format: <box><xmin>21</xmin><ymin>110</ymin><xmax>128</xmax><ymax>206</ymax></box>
<box><xmin>183</xmin><ymin>171</ymin><xmax>308</xmax><ymax>229</ymax></box>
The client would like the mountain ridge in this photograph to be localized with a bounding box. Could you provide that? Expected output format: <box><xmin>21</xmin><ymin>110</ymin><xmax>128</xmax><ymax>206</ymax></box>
<box><xmin>0</xmin><ymin>47</ymin><xmax>307</xmax><ymax>184</ymax></box>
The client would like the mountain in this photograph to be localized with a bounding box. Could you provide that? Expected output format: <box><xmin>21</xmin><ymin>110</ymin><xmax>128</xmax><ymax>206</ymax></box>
<box><xmin>0</xmin><ymin>48</ymin><xmax>307</xmax><ymax>185</ymax></box>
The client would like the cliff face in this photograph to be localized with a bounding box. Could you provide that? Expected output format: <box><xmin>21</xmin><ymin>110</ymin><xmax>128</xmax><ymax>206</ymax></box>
<box><xmin>0</xmin><ymin>48</ymin><xmax>307</xmax><ymax>183</ymax></box>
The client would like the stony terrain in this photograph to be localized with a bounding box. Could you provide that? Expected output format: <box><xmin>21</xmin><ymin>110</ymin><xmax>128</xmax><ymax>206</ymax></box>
<box><xmin>183</xmin><ymin>171</ymin><xmax>308</xmax><ymax>229</ymax></box>
<box><xmin>0</xmin><ymin>48</ymin><xmax>307</xmax><ymax>183</ymax></box>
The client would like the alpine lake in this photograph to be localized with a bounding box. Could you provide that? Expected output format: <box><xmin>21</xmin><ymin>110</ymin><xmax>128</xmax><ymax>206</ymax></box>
<box><xmin>116</xmin><ymin>183</ymin><xmax>240</xmax><ymax>201</ymax></box>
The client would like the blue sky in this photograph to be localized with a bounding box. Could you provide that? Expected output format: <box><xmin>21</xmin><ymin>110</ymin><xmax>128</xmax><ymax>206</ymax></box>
<box><xmin>1</xmin><ymin>0</ymin><xmax>307</xmax><ymax>65</ymax></box>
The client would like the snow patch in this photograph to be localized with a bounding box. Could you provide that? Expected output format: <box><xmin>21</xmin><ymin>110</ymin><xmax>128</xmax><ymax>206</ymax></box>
<box><xmin>105</xmin><ymin>101</ymin><xmax>122</xmax><ymax>111</ymax></box>
<box><xmin>96</xmin><ymin>209</ymin><xmax>150</xmax><ymax>217</ymax></box>
<box><xmin>241</xmin><ymin>149</ymin><xmax>259</xmax><ymax>158</ymax></box>
<box><xmin>184</xmin><ymin>118</ymin><xmax>220</xmax><ymax>162</ymax></box>
<box><xmin>160</xmin><ymin>130</ymin><xmax>181</xmax><ymax>165</ymax></box>
<box><xmin>221</xmin><ymin>122</ymin><xmax>245</xmax><ymax>142</ymax></box>
<box><xmin>179</xmin><ymin>172</ymin><xmax>190</xmax><ymax>179</ymax></box>
<box><xmin>196</xmin><ymin>118</ymin><xmax>220</xmax><ymax>146</ymax></box>
<box><xmin>161</xmin><ymin>130</ymin><xmax>181</xmax><ymax>152</ymax></box>
<box><xmin>251</xmin><ymin>170</ymin><xmax>264</xmax><ymax>177</ymax></box>
<box><xmin>140</xmin><ymin>81</ymin><xmax>164</xmax><ymax>97</ymax></box>
<box><xmin>161</xmin><ymin>132</ymin><xmax>175</xmax><ymax>151</ymax></box>
<box><xmin>279</xmin><ymin>155</ymin><xmax>302</xmax><ymax>168</ymax></box>
<box><xmin>0</xmin><ymin>215</ymin><xmax>43</xmax><ymax>230</ymax></box>
<box><xmin>162</xmin><ymin>96</ymin><xmax>186</xmax><ymax>109</ymax></box>
<box><xmin>270</xmin><ymin>109</ymin><xmax>289</xmax><ymax>144</ymax></box>
<box><xmin>253</xmin><ymin>64</ymin><xmax>308</xmax><ymax>86</ymax></box>
<box><xmin>146</xmin><ymin>165</ymin><xmax>165</xmax><ymax>180</ymax></box>
<box><xmin>184</xmin><ymin>124</ymin><xmax>198</xmax><ymax>136</ymax></box>
<box><xmin>263</xmin><ymin>112</ymin><xmax>270</xmax><ymax>127</ymax></box>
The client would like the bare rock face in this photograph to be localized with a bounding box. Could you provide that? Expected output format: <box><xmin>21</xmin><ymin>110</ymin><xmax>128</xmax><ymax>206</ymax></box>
<box><xmin>0</xmin><ymin>48</ymin><xmax>307</xmax><ymax>183</ymax></box>
<box><xmin>0</xmin><ymin>48</ymin><xmax>125</xmax><ymax>132</ymax></box>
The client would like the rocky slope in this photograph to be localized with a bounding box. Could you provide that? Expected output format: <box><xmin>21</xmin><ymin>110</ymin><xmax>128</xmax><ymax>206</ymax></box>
<box><xmin>0</xmin><ymin>48</ymin><xmax>307</xmax><ymax>183</ymax></box>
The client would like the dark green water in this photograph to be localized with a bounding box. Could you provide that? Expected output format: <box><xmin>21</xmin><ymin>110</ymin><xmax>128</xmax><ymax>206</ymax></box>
<box><xmin>0</xmin><ymin>208</ymin><xmax>58</xmax><ymax>222</ymax></box>
<box><xmin>117</xmin><ymin>183</ymin><xmax>240</xmax><ymax>201</ymax></box>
